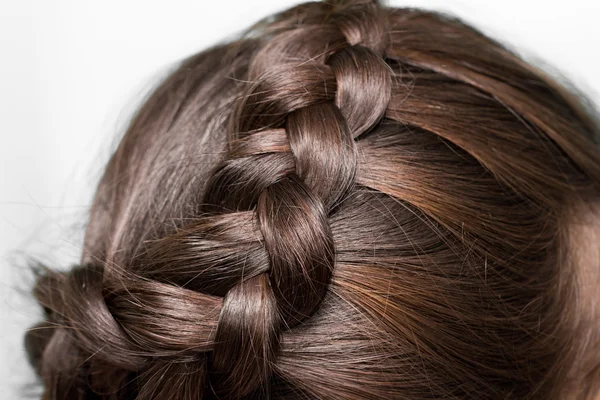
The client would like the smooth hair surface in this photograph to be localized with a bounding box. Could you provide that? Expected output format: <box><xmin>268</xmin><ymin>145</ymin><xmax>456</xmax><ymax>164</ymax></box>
<box><xmin>25</xmin><ymin>1</ymin><xmax>600</xmax><ymax>399</ymax></box>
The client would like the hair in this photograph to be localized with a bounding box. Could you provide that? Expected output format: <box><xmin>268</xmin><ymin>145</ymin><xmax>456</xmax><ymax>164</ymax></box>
<box><xmin>24</xmin><ymin>0</ymin><xmax>600</xmax><ymax>399</ymax></box>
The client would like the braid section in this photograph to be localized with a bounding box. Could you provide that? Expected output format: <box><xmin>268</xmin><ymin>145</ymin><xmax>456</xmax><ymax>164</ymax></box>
<box><xmin>202</xmin><ymin>1</ymin><xmax>392</xmax><ymax>397</ymax></box>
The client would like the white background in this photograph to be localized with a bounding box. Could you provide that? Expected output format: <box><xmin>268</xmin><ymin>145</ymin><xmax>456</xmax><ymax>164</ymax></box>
<box><xmin>1</xmin><ymin>0</ymin><xmax>599</xmax><ymax>397</ymax></box>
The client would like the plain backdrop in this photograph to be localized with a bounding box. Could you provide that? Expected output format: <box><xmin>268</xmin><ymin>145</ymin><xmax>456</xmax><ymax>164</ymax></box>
<box><xmin>1</xmin><ymin>0</ymin><xmax>599</xmax><ymax>397</ymax></box>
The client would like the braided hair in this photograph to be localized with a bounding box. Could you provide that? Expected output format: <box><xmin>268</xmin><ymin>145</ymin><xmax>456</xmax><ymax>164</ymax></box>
<box><xmin>26</xmin><ymin>1</ymin><xmax>600</xmax><ymax>399</ymax></box>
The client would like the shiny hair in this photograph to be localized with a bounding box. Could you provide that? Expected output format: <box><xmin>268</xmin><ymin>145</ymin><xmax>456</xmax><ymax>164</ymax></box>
<box><xmin>25</xmin><ymin>0</ymin><xmax>600</xmax><ymax>399</ymax></box>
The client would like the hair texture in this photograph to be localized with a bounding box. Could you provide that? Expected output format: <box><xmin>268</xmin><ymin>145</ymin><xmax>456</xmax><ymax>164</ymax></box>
<box><xmin>25</xmin><ymin>1</ymin><xmax>600</xmax><ymax>399</ymax></box>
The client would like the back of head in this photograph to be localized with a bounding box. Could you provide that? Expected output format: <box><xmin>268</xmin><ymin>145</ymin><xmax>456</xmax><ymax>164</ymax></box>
<box><xmin>26</xmin><ymin>1</ymin><xmax>600</xmax><ymax>399</ymax></box>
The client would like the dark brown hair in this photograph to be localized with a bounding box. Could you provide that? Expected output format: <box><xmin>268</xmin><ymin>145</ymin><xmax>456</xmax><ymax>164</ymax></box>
<box><xmin>25</xmin><ymin>0</ymin><xmax>600</xmax><ymax>399</ymax></box>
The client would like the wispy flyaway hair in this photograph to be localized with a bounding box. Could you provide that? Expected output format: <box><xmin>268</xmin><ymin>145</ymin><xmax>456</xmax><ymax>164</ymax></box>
<box><xmin>25</xmin><ymin>0</ymin><xmax>600</xmax><ymax>399</ymax></box>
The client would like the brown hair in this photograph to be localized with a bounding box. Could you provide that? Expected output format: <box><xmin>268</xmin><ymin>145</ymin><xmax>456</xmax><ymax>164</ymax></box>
<box><xmin>25</xmin><ymin>0</ymin><xmax>600</xmax><ymax>399</ymax></box>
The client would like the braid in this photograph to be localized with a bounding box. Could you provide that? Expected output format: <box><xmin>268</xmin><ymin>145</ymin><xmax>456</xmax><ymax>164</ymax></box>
<box><xmin>202</xmin><ymin>2</ymin><xmax>391</xmax><ymax>396</ymax></box>
<box><xmin>28</xmin><ymin>2</ymin><xmax>393</xmax><ymax>399</ymax></box>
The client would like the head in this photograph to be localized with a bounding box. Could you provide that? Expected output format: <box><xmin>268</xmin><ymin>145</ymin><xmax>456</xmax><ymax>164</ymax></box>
<box><xmin>25</xmin><ymin>0</ymin><xmax>600</xmax><ymax>399</ymax></box>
